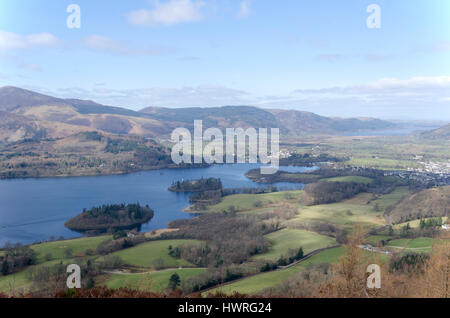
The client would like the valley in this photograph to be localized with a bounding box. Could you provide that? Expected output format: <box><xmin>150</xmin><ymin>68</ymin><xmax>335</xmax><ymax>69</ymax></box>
<box><xmin>0</xmin><ymin>86</ymin><xmax>448</xmax><ymax>298</ymax></box>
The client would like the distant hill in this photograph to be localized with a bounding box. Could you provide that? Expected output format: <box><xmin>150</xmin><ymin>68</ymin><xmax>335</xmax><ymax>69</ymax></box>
<box><xmin>268</xmin><ymin>109</ymin><xmax>394</xmax><ymax>135</ymax></box>
<box><xmin>0</xmin><ymin>111</ymin><xmax>46</xmax><ymax>143</ymax></box>
<box><xmin>422</xmin><ymin>123</ymin><xmax>450</xmax><ymax>139</ymax></box>
<box><xmin>0</xmin><ymin>86</ymin><xmax>143</xmax><ymax>117</ymax></box>
<box><xmin>140</xmin><ymin>105</ymin><xmax>277</xmax><ymax>131</ymax></box>
<box><xmin>140</xmin><ymin>106</ymin><xmax>396</xmax><ymax>136</ymax></box>
<box><xmin>0</xmin><ymin>86</ymin><xmax>172</xmax><ymax>139</ymax></box>
<box><xmin>389</xmin><ymin>186</ymin><xmax>450</xmax><ymax>223</ymax></box>
<box><xmin>1</xmin><ymin>86</ymin><xmax>397</xmax><ymax>140</ymax></box>
<box><xmin>0</xmin><ymin>86</ymin><xmax>67</xmax><ymax>112</ymax></box>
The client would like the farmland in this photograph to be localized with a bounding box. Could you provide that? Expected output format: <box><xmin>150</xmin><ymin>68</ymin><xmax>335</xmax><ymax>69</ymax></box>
<box><xmin>187</xmin><ymin>190</ymin><xmax>302</xmax><ymax>213</ymax></box>
<box><xmin>111</xmin><ymin>240</ymin><xmax>203</xmax><ymax>269</ymax></box>
<box><xmin>321</xmin><ymin>176</ymin><xmax>373</xmax><ymax>184</ymax></box>
<box><xmin>252</xmin><ymin>229</ymin><xmax>336</xmax><ymax>261</ymax></box>
<box><xmin>205</xmin><ymin>247</ymin><xmax>345</xmax><ymax>296</ymax></box>
<box><xmin>103</xmin><ymin>268</ymin><xmax>207</xmax><ymax>292</ymax></box>
<box><xmin>31</xmin><ymin>235</ymin><xmax>112</xmax><ymax>263</ymax></box>
<box><xmin>387</xmin><ymin>237</ymin><xmax>435</xmax><ymax>253</ymax></box>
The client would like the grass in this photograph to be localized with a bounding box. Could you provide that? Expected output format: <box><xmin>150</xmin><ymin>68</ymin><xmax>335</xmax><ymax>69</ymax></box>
<box><xmin>387</xmin><ymin>239</ymin><xmax>410</xmax><ymax>247</ymax></box>
<box><xmin>345</xmin><ymin>157</ymin><xmax>421</xmax><ymax>171</ymax></box>
<box><xmin>31</xmin><ymin>235</ymin><xmax>112</xmax><ymax>263</ymax></box>
<box><xmin>192</xmin><ymin>190</ymin><xmax>303</xmax><ymax>213</ymax></box>
<box><xmin>285</xmin><ymin>187</ymin><xmax>409</xmax><ymax>232</ymax></box>
<box><xmin>321</xmin><ymin>176</ymin><xmax>373</xmax><ymax>184</ymax></box>
<box><xmin>0</xmin><ymin>269</ymin><xmax>30</xmax><ymax>294</ymax></box>
<box><xmin>103</xmin><ymin>268</ymin><xmax>206</xmax><ymax>292</ymax></box>
<box><xmin>387</xmin><ymin>237</ymin><xmax>435</xmax><ymax>252</ymax></box>
<box><xmin>408</xmin><ymin>238</ymin><xmax>434</xmax><ymax>248</ymax></box>
<box><xmin>252</xmin><ymin>229</ymin><xmax>336</xmax><ymax>261</ymax></box>
<box><xmin>0</xmin><ymin>259</ymin><xmax>75</xmax><ymax>294</ymax></box>
<box><xmin>365</xmin><ymin>235</ymin><xmax>393</xmax><ymax>246</ymax></box>
<box><xmin>111</xmin><ymin>239</ymin><xmax>202</xmax><ymax>269</ymax></box>
<box><xmin>205</xmin><ymin>245</ymin><xmax>391</xmax><ymax>296</ymax></box>
<box><xmin>393</xmin><ymin>217</ymin><xmax>448</xmax><ymax>230</ymax></box>
<box><xmin>204</xmin><ymin>247</ymin><xmax>345</xmax><ymax>296</ymax></box>
<box><xmin>371</xmin><ymin>187</ymin><xmax>410</xmax><ymax>211</ymax></box>
<box><xmin>287</xmin><ymin>193</ymin><xmax>386</xmax><ymax>231</ymax></box>
<box><xmin>279</xmin><ymin>173</ymin><xmax>319</xmax><ymax>180</ymax></box>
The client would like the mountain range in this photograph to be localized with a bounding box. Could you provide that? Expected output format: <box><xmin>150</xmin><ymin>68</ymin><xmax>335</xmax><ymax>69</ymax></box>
<box><xmin>0</xmin><ymin>86</ymin><xmax>408</xmax><ymax>144</ymax></box>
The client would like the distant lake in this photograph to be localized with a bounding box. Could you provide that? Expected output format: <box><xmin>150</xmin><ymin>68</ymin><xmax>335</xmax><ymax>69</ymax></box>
<box><xmin>0</xmin><ymin>164</ymin><xmax>314</xmax><ymax>246</ymax></box>
<box><xmin>341</xmin><ymin>125</ymin><xmax>441</xmax><ymax>137</ymax></box>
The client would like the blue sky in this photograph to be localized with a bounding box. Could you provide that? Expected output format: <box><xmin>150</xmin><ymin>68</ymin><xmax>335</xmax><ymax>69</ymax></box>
<box><xmin>0</xmin><ymin>0</ymin><xmax>449</xmax><ymax>120</ymax></box>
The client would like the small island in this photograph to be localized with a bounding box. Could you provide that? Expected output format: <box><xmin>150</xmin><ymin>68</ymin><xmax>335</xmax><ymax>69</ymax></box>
<box><xmin>168</xmin><ymin>177</ymin><xmax>222</xmax><ymax>192</ymax></box>
<box><xmin>65</xmin><ymin>203</ymin><xmax>154</xmax><ymax>234</ymax></box>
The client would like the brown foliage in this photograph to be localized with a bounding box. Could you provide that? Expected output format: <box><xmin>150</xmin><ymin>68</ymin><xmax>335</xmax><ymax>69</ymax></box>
<box><xmin>53</xmin><ymin>286</ymin><xmax>182</xmax><ymax>298</ymax></box>
<box><xmin>315</xmin><ymin>229</ymin><xmax>450</xmax><ymax>298</ymax></box>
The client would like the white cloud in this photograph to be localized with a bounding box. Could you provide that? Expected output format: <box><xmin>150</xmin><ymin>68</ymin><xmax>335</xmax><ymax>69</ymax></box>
<box><xmin>32</xmin><ymin>76</ymin><xmax>450</xmax><ymax>120</ymax></box>
<box><xmin>51</xmin><ymin>85</ymin><xmax>250</xmax><ymax>109</ymax></box>
<box><xmin>287</xmin><ymin>76</ymin><xmax>450</xmax><ymax>119</ymax></box>
<box><xmin>237</xmin><ymin>0</ymin><xmax>251</xmax><ymax>18</ymax></box>
<box><xmin>82</xmin><ymin>35</ymin><xmax>163</xmax><ymax>56</ymax></box>
<box><xmin>294</xmin><ymin>76</ymin><xmax>450</xmax><ymax>97</ymax></box>
<box><xmin>127</xmin><ymin>0</ymin><xmax>205</xmax><ymax>26</ymax></box>
<box><xmin>0</xmin><ymin>30</ymin><xmax>60</xmax><ymax>50</ymax></box>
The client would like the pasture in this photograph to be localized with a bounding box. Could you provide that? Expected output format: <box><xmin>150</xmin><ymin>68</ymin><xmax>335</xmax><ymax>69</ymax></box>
<box><xmin>321</xmin><ymin>176</ymin><xmax>373</xmax><ymax>184</ymax></box>
<box><xmin>193</xmin><ymin>190</ymin><xmax>303</xmax><ymax>213</ymax></box>
<box><xmin>387</xmin><ymin>237</ymin><xmax>435</xmax><ymax>253</ymax></box>
<box><xmin>111</xmin><ymin>239</ymin><xmax>202</xmax><ymax>269</ymax></box>
<box><xmin>252</xmin><ymin>229</ymin><xmax>336</xmax><ymax>261</ymax></box>
<box><xmin>103</xmin><ymin>268</ymin><xmax>206</xmax><ymax>292</ymax></box>
<box><xmin>31</xmin><ymin>235</ymin><xmax>112</xmax><ymax>263</ymax></box>
<box><xmin>205</xmin><ymin>247</ymin><xmax>344</xmax><ymax>296</ymax></box>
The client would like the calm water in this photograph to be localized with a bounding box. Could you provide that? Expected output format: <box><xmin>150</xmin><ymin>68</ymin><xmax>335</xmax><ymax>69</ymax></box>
<box><xmin>341</xmin><ymin>125</ymin><xmax>441</xmax><ymax>137</ymax></box>
<box><xmin>0</xmin><ymin>164</ymin><xmax>313</xmax><ymax>246</ymax></box>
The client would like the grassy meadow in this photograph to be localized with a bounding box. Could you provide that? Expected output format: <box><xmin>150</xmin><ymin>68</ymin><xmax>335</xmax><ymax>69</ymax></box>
<box><xmin>252</xmin><ymin>229</ymin><xmax>336</xmax><ymax>261</ymax></box>
<box><xmin>190</xmin><ymin>190</ymin><xmax>303</xmax><ymax>213</ymax></box>
<box><xmin>31</xmin><ymin>235</ymin><xmax>112</xmax><ymax>264</ymax></box>
<box><xmin>103</xmin><ymin>268</ymin><xmax>206</xmax><ymax>293</ymax></box>
<box><xmin>111</xmin><ymin>239</ymin><xmax>203</xmax><ymax>269</ymax></box>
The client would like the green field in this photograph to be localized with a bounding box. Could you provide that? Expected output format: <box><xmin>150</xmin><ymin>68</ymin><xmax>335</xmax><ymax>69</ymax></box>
<box><xmin>205</xmin><ymin>247</ymin><xmax>345</xmax><ymax>296</ymax></box>
<box><xmin>252</xmin><ymin>229</ymin><xmax>336</xmax><ymax>261</ymax></box>
<box><xmin>393</xmin><ymin>217</ymin><xmax>448</xmax><ymax>230</ymax></box>
<box><xmin>103</xmin><ymin>268</ymin><xmax>206</xmax><ymax>292</ymax></box>
<box><xmin>365</xmin><ymin>235</ymin><xmax>393</xmax><ymax>246</ymax></box>
<box><xmin>287</xmin><ymin>187</ymin><xmax>411</xmax><ymax>231</ymax></box>
<box><xmin>192</xmin><ymin>190</ymin><xmax>302</xmax><ymax>213</ymax></box>
<box><xmin>31</xmin><ymin>235</ymin><xmax>112</xmax><ymax>263</ymax></box>
<box><xmin>321</xmin><ymin>176</ymin><xmax>373</xmax><ymax>184</ymax></box>
<box><xmin>205</xmin><ymin>245</ymin><xmax>391</xmax><ymax>296</ymax></box>
<box><xmin>387</xmin><ymin>237</ymin><xmax>434</xmax><ymax>252</ymax></box>
<box><xmin>287</xmin><ymin>193</ymin><xmax>385</xmax><ymax>231</ymax></box>
<box><xmin>0</xmin><ymin>259</ymin><xmax>74</xmax><ymax>294</ymax></box>
<box><xmin>345</xmin><ymin>157</ymin><xmax>421</xmax><ymax>171</ymax></box>
<box><xmin>111</xmin><ymin>239</ymin><xmax>202</xmax><ymax>269</ymax></box>
<box><xmin>0</xmin><ymin>268</ymin><xmax>30</xmax><ymax>294</ymax></box>
<box><xmin>372</xmin><ymin>187</ymin><xmax>410</xmax><ymax>211</ymax></box>
<box><xmin>279</xmin><ymin>173</ymin><xmax>319</xmax><ymax>181</ymax></box>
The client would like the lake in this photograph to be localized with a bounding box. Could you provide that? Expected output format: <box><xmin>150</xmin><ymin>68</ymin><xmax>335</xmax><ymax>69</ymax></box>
<box><xmin>0</xmin><ymin>164</ymin><xmax>313</xmax><ymax>246</ymax></box>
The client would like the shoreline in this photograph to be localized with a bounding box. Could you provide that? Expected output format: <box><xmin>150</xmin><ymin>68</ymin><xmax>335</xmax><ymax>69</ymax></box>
<box><xmin>0</xmin><ymin>163</ymin><xmax>211</xmax><ymax>181</ymax></box>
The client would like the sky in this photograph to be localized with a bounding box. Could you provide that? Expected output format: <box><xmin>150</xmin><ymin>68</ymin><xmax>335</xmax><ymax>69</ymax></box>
<box><xmin>0</xmin><ymin>0</ymin><xmax>449</xmax><ymax>120</ymax></box>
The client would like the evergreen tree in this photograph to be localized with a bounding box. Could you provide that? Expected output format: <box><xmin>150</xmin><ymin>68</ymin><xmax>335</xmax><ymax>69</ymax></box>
<box><xmin>1</xmin><ymin>260</ymin><xmax>9</xmax><ymax>276</ymax></box>
<box><xmin>168</xmin><ymin>273</ymin><xmax>181</xmax><ymax>290</ymax></box>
